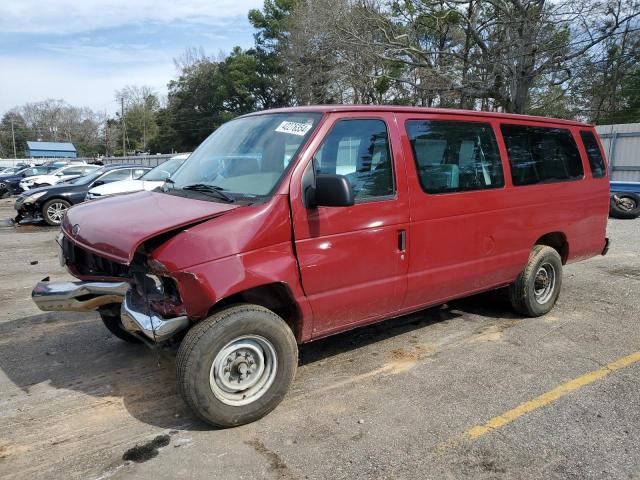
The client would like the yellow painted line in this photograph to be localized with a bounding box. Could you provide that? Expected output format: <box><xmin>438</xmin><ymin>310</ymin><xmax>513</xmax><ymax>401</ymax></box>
<box><xmin>464</xmin><ymin>351</ymin><xmax>640</xmax><ymax>439</ymax></box>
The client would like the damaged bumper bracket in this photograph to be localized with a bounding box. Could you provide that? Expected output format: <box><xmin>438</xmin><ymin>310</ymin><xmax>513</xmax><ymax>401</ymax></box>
<box><xmin>31</xmin><ymin>279</ymin><xmax>189</xmax><ymax>342</ymax></box>
<box><xmin>120</xmin><ymin>289</ymin><xmax>189</xmax><ymax>342</ymax></box>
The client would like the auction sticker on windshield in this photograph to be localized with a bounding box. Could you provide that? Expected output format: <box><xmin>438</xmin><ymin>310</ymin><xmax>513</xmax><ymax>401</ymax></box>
<box><xmin>275</xmin><ymin>121</ymin><xmax>313</xmax><ymax>136</ymax></box>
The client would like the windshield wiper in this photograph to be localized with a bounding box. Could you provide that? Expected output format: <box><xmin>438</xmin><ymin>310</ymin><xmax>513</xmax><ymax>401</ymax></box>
<box><xmin>181</xmin><ymin>183</ymin><xmax>235</xmax><ymax>202</ymax></box>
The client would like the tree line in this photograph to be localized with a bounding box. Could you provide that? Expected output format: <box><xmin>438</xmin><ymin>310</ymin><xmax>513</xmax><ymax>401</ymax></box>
<box><xmin>1</xmin><ymin>0</ymin><xmax>639</xmax><ymax>158</ymax></box>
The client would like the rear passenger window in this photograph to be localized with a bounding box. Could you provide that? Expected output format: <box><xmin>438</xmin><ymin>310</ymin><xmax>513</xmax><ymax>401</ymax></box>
<box><xmin>313</xmin><ymin>119</ymin><xmax>394</xmax><ymax>202</ymax></box>
<box><xmin>406</xmin><ymin>120</ymin><xmax>504</xmax><ymax>194</ymax></box>
<box><xmin>501</xmin><ymin>125</ymin><xmax>583</xmax><ymax>186</ymax></box>
<box><xmin>579</xmin><ymin>131</ymin><xmax>607</xmax><ymax>178</ymax></box>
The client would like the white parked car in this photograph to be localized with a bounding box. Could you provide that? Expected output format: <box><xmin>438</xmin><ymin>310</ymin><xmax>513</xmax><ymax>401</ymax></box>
<box><xmin>20</xmin><ymin>164</ymin><xmax>99</xmax><ymax>191</ymax></box>
<box><xmin>85</xmin><ymin>154</ymin><xmax>189</xmax><ymax>200</ymax></box>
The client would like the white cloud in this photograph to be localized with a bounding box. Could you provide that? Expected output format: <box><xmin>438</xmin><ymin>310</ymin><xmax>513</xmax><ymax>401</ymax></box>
<box><xmin>0</xmin><ymin>55</ymin><xmax>172</xmax><ymax>114</ymax></box>
<box><xmin>0</xmin><ymin>0</ymin><xmax>264</xmax><ymax>34</ymax></box>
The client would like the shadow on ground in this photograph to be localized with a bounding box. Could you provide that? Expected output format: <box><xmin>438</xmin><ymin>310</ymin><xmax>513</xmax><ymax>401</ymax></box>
<box><xmin>0</xmin><ymin>289</ymin><xmax>515</xmax><ymax>431</ymax></box>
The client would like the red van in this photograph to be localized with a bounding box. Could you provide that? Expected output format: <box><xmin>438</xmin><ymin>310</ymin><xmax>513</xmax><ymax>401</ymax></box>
<box><xmin>32</xmin><ymin>106</ymin><xmax>610</xmax><ymax>427</ymax></box>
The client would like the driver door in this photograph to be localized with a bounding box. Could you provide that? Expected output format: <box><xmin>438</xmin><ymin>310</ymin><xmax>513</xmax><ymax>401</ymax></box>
<box><xmin>290</xmin><ymin>113</ymin><xmax>410</xmax><ymax>338</ymax></box>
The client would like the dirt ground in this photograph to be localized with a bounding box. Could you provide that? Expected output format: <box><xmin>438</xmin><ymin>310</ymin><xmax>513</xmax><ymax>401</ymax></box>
<box><xmin>0</xmin><ymin>196</ymin><xmax>639</xmax><ymax>480</ymax></box>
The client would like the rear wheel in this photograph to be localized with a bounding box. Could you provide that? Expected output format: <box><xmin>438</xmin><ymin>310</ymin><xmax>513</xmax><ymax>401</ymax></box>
<box><xmin>99</xmin><ymin>308</ymin><xmax>142</xmax><ymax>343</ymax></box>
<box><xmin>176</xmin><ymin>304</ymin><xmax>298</xmax><ymax>428</ymax></box>
<box><xmin>509</xmin><ymin>245</ymin><xmax>563</xmax><ymax>317</ymax></box>
<box><xmin>609</xmin><ymin>193</ymin><xmax>640</xmax><ymax>219</ymax></box>
<box><xmin>42</xmin><ymin>198</ymin><xmax>71</xmax><ymax>226</ymax></box>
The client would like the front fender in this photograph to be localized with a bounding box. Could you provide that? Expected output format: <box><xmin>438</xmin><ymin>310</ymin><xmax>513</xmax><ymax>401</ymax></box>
<box><xmin>169</xmin><ymin>241</ymin><xmax>313</xmax><ymax>340</ymax></box>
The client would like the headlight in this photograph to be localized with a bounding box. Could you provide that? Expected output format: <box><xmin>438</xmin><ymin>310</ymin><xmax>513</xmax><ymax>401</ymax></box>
<box><xmin>22</xmin><ymin>191</ymin><xmax>48</xmax><ymax>204</ymax></box>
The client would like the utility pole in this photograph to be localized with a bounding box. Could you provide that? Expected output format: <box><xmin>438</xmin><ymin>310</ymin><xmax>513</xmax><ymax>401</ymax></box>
<box><xmin>121</xmin><ymin>96</ymin><xmax>126</xmax><ymax>157</ymax></box>
<box><xmin>143</xmin><ymin>101</ymin><xmax>146</xmax><ymax>153</ymax></box>
<box><xmin>10</xmin><ymin>119</ymin><xmax>17</xmax><ymax>158</ymax></box>
<box><xmin>105</xmin><ymin>118</ymin><xmax>109</xmax><ymax>157</ymax></box>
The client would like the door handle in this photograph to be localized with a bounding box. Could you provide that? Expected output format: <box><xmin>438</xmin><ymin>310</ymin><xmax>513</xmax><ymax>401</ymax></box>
<box><xmin>398</xmin><ymin>229</ymin><xmax>406</xmax><ymax>252</ymax></box>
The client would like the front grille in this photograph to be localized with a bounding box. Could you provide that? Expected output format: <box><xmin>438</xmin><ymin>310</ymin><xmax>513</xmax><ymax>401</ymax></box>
<box><xmin>62</xmin><ymin>235</ymin><xmax>130</xmax><ymax>278</ymax></box>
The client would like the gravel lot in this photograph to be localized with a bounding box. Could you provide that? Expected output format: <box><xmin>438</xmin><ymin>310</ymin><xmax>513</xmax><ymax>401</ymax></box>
<box><xmin>0</xmin><ymin>196</ymin><xmax>639</xmax><ymax>480</ymax></box>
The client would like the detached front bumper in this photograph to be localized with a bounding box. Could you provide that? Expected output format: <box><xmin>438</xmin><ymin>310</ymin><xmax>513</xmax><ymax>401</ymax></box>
<box><xmin>14</xmin><ymin>198</ymin><xmax>42</xmax><ymax>221</ymax></box>
<box><xmin>31</xmin><ymin>279</ymin><xmax>129</xmax><ymax>311</ymax></box>
<box><xmin>32</xmin><ymin>279</ymin><xmax>189</xmax><ymax>342</ymax></box>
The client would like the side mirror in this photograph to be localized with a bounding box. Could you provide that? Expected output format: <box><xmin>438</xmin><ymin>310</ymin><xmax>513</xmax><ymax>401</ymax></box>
<box><xmin>306</xmin><ymin>174</ymin><xmax>354</xmax><ymax>208</ymax></box>
<box><xmin>92</xmin><ymin>180</ymin><xmax>105</xmax><ymax>187</ymax></box>
<box><xmin>56</xmin><ymin>173</ymin><xmax>64</xmax><ymax>176</ymax></box>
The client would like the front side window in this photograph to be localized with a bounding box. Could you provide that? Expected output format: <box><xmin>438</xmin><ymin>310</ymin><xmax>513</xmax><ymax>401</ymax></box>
<box><xmin>142</xmin><ymin>158</ymin><xmax>186</xmax><ymax>181</ymax></box>
<box><xmin>313</xmin><ymin>119</ymin><xmax>394</xmax><ymax>202</ymax></box>
<box><xmin>579</xmin><ymin>131</ymin><xmax>607</xmax><ymax>178</ymax></box>
<box><xmin>501</xmin><ymin>124</ymin><xmax>583</xmax><ymax>186</ymax></box>
<box><xmin>99</xmin><ymin>169</ymin><xmax>131</xmax><ymax>183</ymax></box>
<box><xmin>168</xmin><ymin>113</ymin><xmax>323</xmax><ymax>203</ymax></box>
<box><xmin>406</xmin><ymin>120</ymin><xmax>504</xmax><ymax>194</ymax></box>
<box><xmin>63</xmin><ymin>167</ymin><xmax>87</xmax><ymax>175</ymax></box>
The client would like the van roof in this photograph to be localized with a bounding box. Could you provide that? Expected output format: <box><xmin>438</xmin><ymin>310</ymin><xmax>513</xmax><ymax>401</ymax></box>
<box><xmin>247</xmin><ymin>105</ymin><xmax>590</xmax><ymax>128</ymax></box>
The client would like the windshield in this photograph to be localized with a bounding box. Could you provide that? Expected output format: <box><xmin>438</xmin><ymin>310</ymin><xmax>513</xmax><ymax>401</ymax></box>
<box><xmin>167</xmin><ymin>112</ymin><xmax>323</xmax><ymax>202</ymax></box>
<box><xmin>23</xmin><ymin>167</ymin><xmax>51</xmax><ymax>176</ymax></box>
<box><xmin>143</xmin><ymin>157</ymin><xmax>186</xmax><ymax>181</ymax></box>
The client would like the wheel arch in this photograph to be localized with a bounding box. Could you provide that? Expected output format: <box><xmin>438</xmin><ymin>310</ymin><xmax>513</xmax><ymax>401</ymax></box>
<box><xmin>534</xmin><ymin>231</ymin><xmax>569</xmax><ymax>264</ymax></box>
<box><xmin>208</xmin><ymin>282</ymin><xmax>303</xmax><ymax>342</ymax></box>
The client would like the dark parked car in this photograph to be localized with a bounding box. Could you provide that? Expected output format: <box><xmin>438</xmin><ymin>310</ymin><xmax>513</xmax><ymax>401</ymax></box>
<box><xmin>15</xmin><ymin>164</ymin><xmax>150</xmax><ymax>226</ymax></box>
<box><xmin>610</xmin><ymin>181</ymin><xmax>640</xmax><ymax>219</ymax></box>
<box><xmin>0</xmin><ymin>166</ymin><xmax>59</xmax><ymax>194</ymax></box>
<box><xmin>0</xmin><ymin>166</ymin><xmax>23</xmax><ymax>175</ymax></box>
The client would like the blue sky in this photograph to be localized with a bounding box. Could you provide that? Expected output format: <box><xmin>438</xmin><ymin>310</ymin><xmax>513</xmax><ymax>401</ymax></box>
<box><xmin>0</xmin><ymin>0</ymin><xmax>263</xmax><ymax>115</ymax></box>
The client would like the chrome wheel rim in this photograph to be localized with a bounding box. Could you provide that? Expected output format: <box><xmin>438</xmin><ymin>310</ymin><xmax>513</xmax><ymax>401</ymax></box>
<box><xmin>618</xmin><ymin>197</ymin><xmax>637</xmax><ymax>211</ymax></box>
<box><xmin>46</xmin><ymin>202</ymin><xmax>68</xmax><ymax>224</ymax></box>
<box><xmin>534</xmin><ymin>263</ymin><xmax>556</xmax><ymax>304</ymax></box>
<box><xmin>209</xmin><ymin>335</ymin><xmax>277</xmax><ymax>406</ymax></box>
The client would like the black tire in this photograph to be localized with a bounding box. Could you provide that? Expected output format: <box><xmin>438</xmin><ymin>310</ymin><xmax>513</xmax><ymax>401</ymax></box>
<box><xmin>609</xmin><ymin>193</ymin><xmax>640</xmax><ymax>219</ymax></box>
<box><xmin>509</xmin><ymin>245</ymin><xmax>563</xmax><ymax>317</ymax></box>
<box><xmin>100</xmin><ymin>309</ymin><xmax>143</xmax><ymax>343</ymax></box>
<box><xmin>176</xmin><ymin>304</ymin><xmax>298</xmax><ymax>428</ymax></box>
<box><xmin>42</xmin><ymin>198</ymin><xmax>71</xmax><ymax>226</ymax></box>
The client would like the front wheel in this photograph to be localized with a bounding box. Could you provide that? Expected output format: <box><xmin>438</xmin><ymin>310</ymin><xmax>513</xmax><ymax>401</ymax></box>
<box><xmin>100</xmin><ymin>308</ymin><xmax>143</xmax><ymax>344</ymax></box>
<box><xmin>176</xmin><ymin>304</ymin><xmax>298</xmax><ymax>428</ymax></box>
<box><xmin>509</xmin><ymin>245</ymin><xmax>563</xmax><ymax>317</ymax></box>
<box><xmin>42</xmin><ymin>198</ymin><xmax>71</xmax><ymax>226</ymax></box>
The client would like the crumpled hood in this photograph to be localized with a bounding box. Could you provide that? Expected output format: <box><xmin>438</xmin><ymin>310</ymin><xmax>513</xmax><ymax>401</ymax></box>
<box><xmin>62</xmin><ymin>190</ymin><xmax>239</xmax><ymax>264</ymax></box>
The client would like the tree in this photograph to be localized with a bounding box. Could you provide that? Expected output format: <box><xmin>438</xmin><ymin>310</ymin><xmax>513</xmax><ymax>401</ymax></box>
<box><xmin>2</xmin><ymin>99</ymin><xmax>104</xmax><ymax>156</ymax></box>
<box><xmin>0</xmin><ymin>111</ymin><xmax>29</xmax><ymax>158</ymax></box>
<box><xmin>572</xmin><ymin>20</ymin><xmax>640</xmax><ymax>124</ymax></box>
<box><xmin>115</xmin><ymin>85</ymin><xmax>160</xmax><ymax>153</ymax></box>
<box><xmin>323</xmin><ymin>0</ymin><xmax>640</xmax><ymax>113</ymax></box>
<box><xmin>249</xmin><ymin>0</ymin><xmax>300</xmax><ymax>106</ymax></box>
<box><xmin>150</xmin><ymin>48</ymin><xmax>273</xmax><ymax>152</ymax></box>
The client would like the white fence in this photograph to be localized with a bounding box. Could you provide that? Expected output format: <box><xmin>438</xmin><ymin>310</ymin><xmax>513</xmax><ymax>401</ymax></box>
<box><xmin>595</xmin><ymin>123</ymin><xmax>640</xmax><ymax>182</ymax></box>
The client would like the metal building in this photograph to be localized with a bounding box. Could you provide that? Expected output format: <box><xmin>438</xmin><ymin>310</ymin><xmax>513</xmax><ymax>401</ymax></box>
<box><xmin>26</xmin><ymin>141</ymin><xmax>77</xmax><ymax>159</ymax></box>
<box><xmin>595</xmin><ymin>124</ymin><xmax>640</xmax><ymax>182</ymax></box>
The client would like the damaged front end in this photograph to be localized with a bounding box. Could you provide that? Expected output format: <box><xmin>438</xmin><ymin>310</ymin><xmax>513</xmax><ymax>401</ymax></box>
<box><xmin>32</xmin><ymin>233</ymin><xmax>191</xmax><ymax>343</ymax></box>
